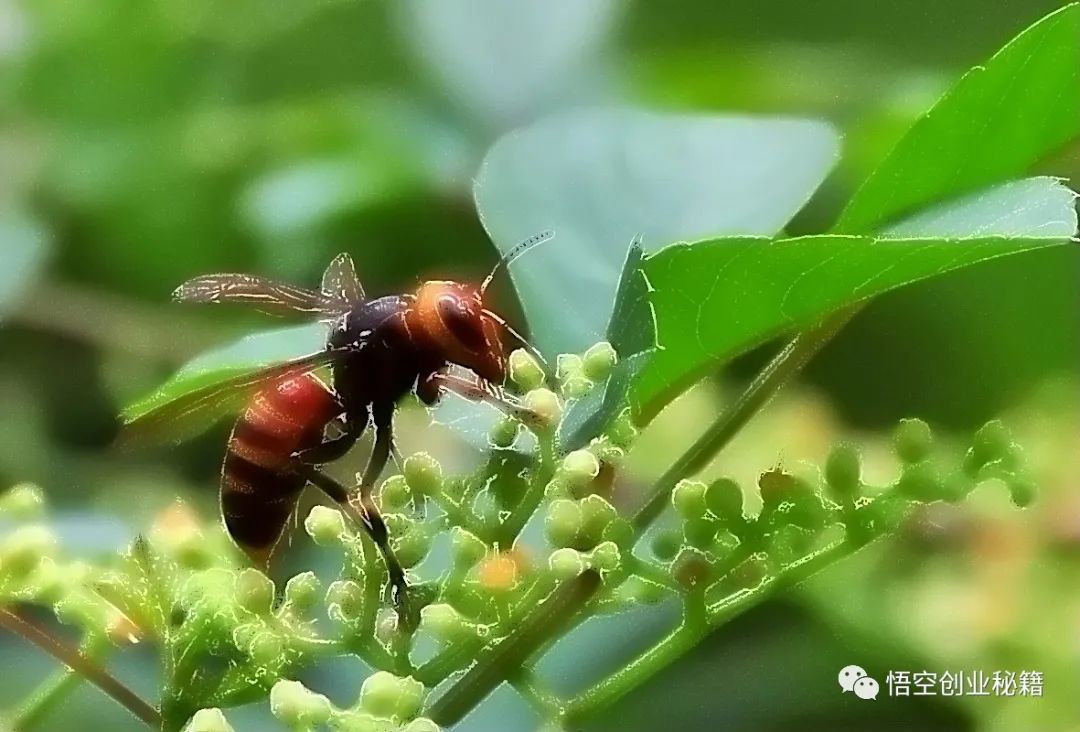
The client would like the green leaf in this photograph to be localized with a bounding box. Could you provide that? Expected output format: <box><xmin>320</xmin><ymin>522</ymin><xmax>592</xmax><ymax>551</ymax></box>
<box><xmin>0</xmin><ymin>213</ymin><xmax>51</xmax><ymax>319</ymax></box>
<box><xmin>475</xmin><ymin>108</ymin><xmax>840</xmax><ymax>356</ymax></box>
<box><xmin>121</xmin><ymin>323</ymin><xmax>326</xmax><ymax>441</ymax></box>
<box><xmin>558</xmin><ymin>242</ymin><xmax>656</xmax><ymax>451</ymax></box>
<box><xmin>633</xmin><ymin>231</ymin><xmax>1075</xmax><ymax>417</ymax></box>
<box><xmin>836</xmin><ymin>3</ymin><xmax>1080</xmax><ymax>233</ymax></box>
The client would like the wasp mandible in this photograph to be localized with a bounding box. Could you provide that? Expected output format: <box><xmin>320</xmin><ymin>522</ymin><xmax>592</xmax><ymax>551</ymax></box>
<box><xmin>121</xmin><ymin>233</ymin><xmax>553</xmax><ymax>611</ymax></box>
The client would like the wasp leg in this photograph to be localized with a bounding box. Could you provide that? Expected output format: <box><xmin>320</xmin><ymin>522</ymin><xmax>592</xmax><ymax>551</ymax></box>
<box><xmin>427</xmin><ymin>372</ymin><xmax>544</xmax><ymax>429</ymax></box>
<box><xmin>292</xmin><ymin>417</ymin><xmax>362</xmax><ymax>465</ymax></box>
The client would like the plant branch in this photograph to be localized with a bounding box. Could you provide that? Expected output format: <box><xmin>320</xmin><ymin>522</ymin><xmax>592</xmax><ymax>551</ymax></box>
<box><xmin>632</xmin><ymin>310</ymin><xmax>855</xmax><ymax>531</ymax></box>
<box><xmin>14</xmin><ymin>634</ymin><xmax>109</xmax><ymax>731</ymax></box>
<box><xmin>0</xmin><ymin>608</ymin><xmax>161</xmax><ymax>730</ymax></box>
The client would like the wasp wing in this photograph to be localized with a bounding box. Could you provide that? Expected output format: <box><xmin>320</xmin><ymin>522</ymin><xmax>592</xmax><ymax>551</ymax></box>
<box><xmin>173</xmin><ymin>274</ymin><xmax>346</xmax><ymax>316</ymax></box>
<box><xmin>321</xmin><ymin>253</ymin><xmax>365</xmax><ymax>307</ymax></box>
<box><xmin>116</xmin><ymin>349</ymin><xmax>343</xmax><ymax>449</ymax></box>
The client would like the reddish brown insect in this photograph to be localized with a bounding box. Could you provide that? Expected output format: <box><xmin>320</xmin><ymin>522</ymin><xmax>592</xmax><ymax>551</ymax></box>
<box><xmin>121</xmin><ymin>234</ymin><xmax>552</xmax><ymax>612</ymax></box>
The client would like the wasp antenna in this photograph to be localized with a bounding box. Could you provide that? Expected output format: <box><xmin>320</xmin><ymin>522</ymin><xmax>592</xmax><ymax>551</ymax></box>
<box><xmin>482</xmin><ymin>308</ymin><xmax>550</xmax><ymax>374</ymax></box>
<box><xmin>480</xmin><ymin>230</ymin><xmax>555</xmax><ymax>295</ymax></box>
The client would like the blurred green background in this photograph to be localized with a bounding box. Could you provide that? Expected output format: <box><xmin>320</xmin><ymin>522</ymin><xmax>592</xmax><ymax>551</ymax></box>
<box><xmin>1</xmin><ymin>1</ymin><xmax>1077</xmax><ymax>730</ymax></box>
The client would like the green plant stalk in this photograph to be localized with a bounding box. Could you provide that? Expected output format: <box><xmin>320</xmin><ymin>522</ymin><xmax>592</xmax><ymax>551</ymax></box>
<box><xmin>632</xmin><ymin>309</ymin><xmax>855</xmax><ymax>531</ymax></box>
<box><xmin>0</xmin><ymin>608</ymin><xmax>161</xmax><ymax>729</ymax></box>
<box><xmin>426</xmin><ymin>570</ymin><xmax>602</xmax><ymax>726</ymax></box>
<box><xmin>498</xmin><ymin>433</ymin><xmax>557</xmax><ymax>545</ymax></box>
<box><xmin>565</xmin><ymin>539</ymin><xmax>857</xmax><ymax>722</ymax></box>
<box><xmin>14</xmin><ymin>634</ymin><xmax>110</xmax><ymax>731</ymax></box>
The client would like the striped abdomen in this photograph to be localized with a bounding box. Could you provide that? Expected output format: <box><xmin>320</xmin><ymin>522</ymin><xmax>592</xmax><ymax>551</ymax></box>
<box><xmin>221</xmin><ymin>372</ymin><xmax>339</xmax><ymax>564</ymax></box>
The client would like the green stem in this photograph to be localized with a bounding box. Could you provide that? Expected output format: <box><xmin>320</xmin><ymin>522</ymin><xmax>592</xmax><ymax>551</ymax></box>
<box><xmin>426</xmin><ymin>571</ymin><xmax>602</xmax><ymax>727</ymax></box>
<box><xmin>0</xmin><ymin>609</ymin><xmax>160</xmax><ymax>729</ymax></box>
<box><xmin>498</xmin><ymin>434</ymin><xmax>557</xmax><ymax>545</ymax></box>
<box><xmin>509</xmin><ymin>667</ymin><xmax>564</xmax><ymax>720</ymax></box>
<box><xmin>632</xmin><ymin>311</ymin><xmax>854</xmax><ymax>531</ymax></box>
<box><xmin>14</xmin><ymin>634</ymin><xmax>110</xmax><ymax>731</ymax></box>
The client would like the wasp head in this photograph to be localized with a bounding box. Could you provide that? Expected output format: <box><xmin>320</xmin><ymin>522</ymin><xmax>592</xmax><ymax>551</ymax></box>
<box><xmin>410</xmin><ymin>281</ymin><xmax>505</xmax><ymax>383</ymax></box>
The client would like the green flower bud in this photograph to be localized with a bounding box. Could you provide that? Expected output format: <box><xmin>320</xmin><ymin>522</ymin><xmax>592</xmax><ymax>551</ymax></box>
<box><xmin>672</xmin><ymin>479</ymin><xmax>707</xmax><ymax>519</ymax></box>
<box><xmin>1007</xmin><ymin>476</ymin><xmax>1037</xmax><ymax>508</ymax></box>
<box><xmin>404</xmin><ymin>453</ymin><xmax>443</xmax><ymax>496</ymax></box>
<box><xmin>524</xmin><ymin>388</ymin><xmax>562</xmax><ymax>426</ymax></box>
<box><xmin>180</xmin><ymin>568</ymin><xmax>235</xmax><ymax>612</ymax></box>
<box><xmin>606</xmin><ymin>409</ymin><xmax>639</xmax><ymax>450</ymax></box>
<box><xmin>783</xmin><ymin>490</ymin><xmax>829</xmax><ymax>531</ymax></box>
<box><xmin>247</xmin><ymin>630</ymin><xmax>285</xmax><ymax>666</ymax></box>
<box><xmin>449</xmin><ymin>527</ymin><xmax>487</xmax><ymax>570</ymax></box>
<box><xmin>0</xmin><ymin>483</ymin><xmax>45</xmax><ymax>519</ymax></box>
<box><xmin>582</xmin><ymin>341</ymin><xmax>618</xmax><ymax>381</ymax></box>
<box><xmin>378</xmin><ymin>475</ymin><xmax>412</xmax><ymax>512</ymax></box>
<box><xmin>1</xmin><ymin>525</ymin><xmax>56</xmax><ymax>575</ymax></box>
<box><xmin>305</xmin><ymin>506</ymin><xmax>346</xmax><ymax>546</ymax></box>
<box><xmin>394</xmin><ymin>527</ymin><xmax>431</xmax><ymax>570</ymax></box>
<box><xmin>326</xmin><ymin>580</ymin><xmax>364</xmax><ymax>623</ymax></box>
<box><xmin>489</xmin><ymin>417</ymin><xmax>521</xmax><ymax>449</ymax></box>
<box><xmin>704</xmin><ymin>478</ymin><xmax>743</xmax><ymax>523</ymax></box>
<box><xmin>602</xmin><ymin>516</ymin><xmax>634</xmax><ymax>547</ymax></box>
<box><xmin>545</xmin><ymin>499</ymin><xmax>582</xmax><ymax>548</ymax></box>
<box><xmin>182</xmin><ymin>708</ymin><xmax>235</xmax><ymax>732</ymax></box>
<box><xmin>561</xmin><ymin>375</ymin><xmax>594</xmax><ymax>400</ymax></box>
<box><xmin>562</xmin><ymin>449</ymin><xmax>601</xmax><ymax>485</ymax></box>
<box><xmin>650</xmin><ymin>528</ymin><xmax>681</xmax><ymax>561</ymax></box>
<box><xmin>894</xmin><ymin>418</ymin><xmax>933</xmax><ymax>464</ymax></box>
<box><xmin>758</xmin><ymin>468</ymin><xmax>800</xmax><ymax>510</ymax></box>
<box><xmin>548</xmin><ymin>548</ymin><xmax>586</xmax><ymax>580</ymax></box>
<box><xmin>579</xmin><ymin>495</ymin><xmax>618</xmax><ymax>543</ymax></box>
<box><xmin>420</xmin><ymin>603</ymin><xmax>473</xmax><ymax>644</ymax></box>
<box><xmin>556</xmin><ymin>354</ymin><xmax>584</xmax><ymax>382</ymax></box>
<box><xmin>402</xmin><ymin>719</ymin><xmax>441</xmax><ymax>732</ymax></box>
<box><xmin>897</xmin><ymin>461</ymin><xmax>944</xmax><ymax>502</ymax></box>
<box><xmin>589</xmin><ymin>541</ymin><xmax>621</xmax><ymax>572</ymax></box>
<box><xmin>359</xmin><ymin>672</ymin><xmax>426</xmax><ymax>721</ymax></box>
<box><xmin>270</xmin><ymin>679</ymin><xmax>332</xmax><ymax>727</ymax></box>
<box><xmin>683</xmin><ymin>515</ymin><xmax>718</xmax><ymax>549</ymax></box>
<box><xmin>284</xmin><ymin>572</ymin><xmax>321</xmax><ymax>611</ymax></box>
<box><xmin>235</xmin><ymin>568</ymin><xmax>274</xmax><ymax>614</ymax></box>
<box><xmin>970</xmin><ymin>420</ymin><xmax>1012</xmax><ymax>468</ymax></box>
<box><xmin>825</xmin><ymin>444</ymin><xmax>862</xmax><ymax>499</ymax></box>
<box><xmin>673</xmin><ymin>547</ymin><xmax>712</xmax><ymax>589</ymax></box>
<box><xmin>509</xmin><ymin>349</ymin><xmax>545</xmax><ymax>391</ymax></box>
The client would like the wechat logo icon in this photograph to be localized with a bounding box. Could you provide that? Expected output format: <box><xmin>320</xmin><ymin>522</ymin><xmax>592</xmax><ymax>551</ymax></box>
<box><xmin>839</xmin><ymin>665</ymin><xmax>880</xmax><ymax>700</ymax></box>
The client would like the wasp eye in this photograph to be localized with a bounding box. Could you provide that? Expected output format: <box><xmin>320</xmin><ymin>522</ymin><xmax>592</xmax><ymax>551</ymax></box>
<box><xmin>437</xmin><ymin>295</ymin><xmax>486</xmax><ymax>351</ymax></box>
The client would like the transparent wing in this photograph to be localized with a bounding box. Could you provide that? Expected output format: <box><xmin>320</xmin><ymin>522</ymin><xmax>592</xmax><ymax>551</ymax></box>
<box><xmin>321</xmin><ymin>253</ymin><xmax>365</xmax><ymax>306</ymax></box>
<box><xmin>116</xmin><ymin>349</ymin><xmax>343</xmax><ymax>448</ymax></box>
<box><xmin>173</xmin><ymin>274</ymin><xmax>344</xmax><ymax>316</ymax></box>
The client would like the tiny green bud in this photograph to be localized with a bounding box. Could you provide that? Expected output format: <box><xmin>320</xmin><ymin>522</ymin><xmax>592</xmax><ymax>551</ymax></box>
<box><xmin>182</xmin><ymin>708</ymin><xmax>235</xmax><ymax>732</ymax></box>
<box><xmin>561</xmin><ymin>375</ymin><xmax>594</xmax><ymax>400</ymax></box>
<box><xmin>784</xmin><ymin>490</ymin><xmax>829</xmax><ymax>531</ymax></box>
<box><xmin>449</xmin><ymin>527</ymin><xmax>487</xmax><ymax>570</ymax></box>
<box><xmin>894</xmin><ymin>418</ymin><xmax>933</xmax><ymax>464</ymax></box>
<box><xmin>589</xmin><ymin>541</ymin><xmax>621</xmax><ymax>572</ymax></box>
<box><xmin>326</xmin><ymin>580</ymin><xmax>364</xmax><ymax>623</ymax></box>
<box><xmin>704</xmin><ymin>478</ymin><xmax>743</xmax><ymax>522</ymax></box>
<box><xmin>650</xmin><ymin>529</ymin><xmax>681</xmax><ymax>561</ymax></box>
<box><xmin>0</xmin><ymin>483</ymin><xmax>45</xmax><ymax>519</ymax></box>
<box><xmin>247</xmin><ymin>630</ymin><xmax>284</xmax><ymax>666</ymax></box>
<box><xmin>672</xmin><ymin>479</ymin><xmax>707</xmax><ymax>519</ymax></box>
<box><xmin>606</xmin><ymin>409</ymin><xmax>639</xmax><ymax>449</ymax></box>
<box><xmin>284</xmin><ymin>572</ymin><xmax>321</xmax><ymax>611</ymax></box>
<box><xmin>235</xmin><ymin>568</ymin><xmax>274</xmax><ymax>614</ymax></box>
<box><xmin>378</xmin><ymin>475</ymin><xmax>412</xmax><ymax>512</ymax></box>
<box><xmin>305</xmin><ymin>505</ymin><xmax>346</xmax><ymax>545</ymax></box>
<box><xmin>897</xmin><ymin>461</ymin><xmax>944</xmax><ymax>502</ymax></box>
<box><xmin>825</xmin><ymin>444</ymin><xmax>862</xmax><ymax>498</ymax></box>
<box><xmin>509</xmin><ymin>349</ymin><xmax>545</xmax><ymax>391</ymax></box>
<box><xmin>582</xmin><ymin>341</ymin><xmax>618</xmax><ymax>381</ymax></box>
<box><xmin>524</xmin><ymin>388</ymin><xmax>562</xmax><ymax>426</ymax></box>
<box><xmin>556</xmin><ymin>353</ymin><xmax>584</xmax><ymax>382</ymax></box>
<box><xmin>673</xmin><ymin>547</ymin><xmax>712</xmax><ymax>589</ymax></box>
<box><xmin>404</xmin><ymin>453</ymin><xmax>443</xmax><ymax>496</ymax></box>
<box><xmin>602</xmin><ymin>516</ymin><xmax>634</xmax><ymax>547</ymax></box>
<box><xmin>683</xmin><ymin>515</ymin><xmax>718</xmax><ymax>549</ymax></box>
<box><xmin>394</xmin><ymin>527</ymin><xmax>431</xmax><ymax>569</ymax></box>
<box><xmin>420</xmin><ymin>603</ymin><xmax>472</xmax><ymax>644</ymax></box>
<box><xmin>270</xmin><ymin>680</ymin><xmax>332</xmax><ymax>727</ymax></box>
<box><xmin>758</xmin><ymin>468</ymin><xmax>800</xmax><ymax>510</ymax></box>
<box><xmin>579</xmin><ymin>495</ymin><xmax>618</xmax><ymax>543</ymax></box>
<box><xmin>562</xmin><ymin>449</ymin><xmax>601</xmax><ymax>484</ymax></box>
<box><xmin>1</xmin><ymin>525</ymin><xmax>56</xmax><ymax>574</ymax></box>
<box><xmin>489</xmin><ymin>417</ymin><xmax>521</xmax><ymax>449</ymax></box>
<box><xmin>1007</xmin><ymin>476</ymin><xmax>1037</xmax><ymax>508</ymax></box>
<box><xmin>180</xmin><ymin>568</ymin><xmax>234</xmax><ymax>612</ymax></box>
<box><xmin>545</xmin><ymin>499</ymin><xmax>582</xmax><ymax>548</ymax></box>
<box><xmin>971</xmin><ymin>420</ymin><xmax>1011</xmax><ymax>467</ymax></box>
<box><xmin>402</xmin><ymin>719</ymin><xmax>441</xmax><ymax>732</ymax></box>
<box><xmin>359</xmin><ymin>672</ymin><xmax>426</xmax><ymax>720</ymax></box>
<box><xmin>548</xmin><ymin>547</ymin><xmax>586</xmax><ymax>580</ymax></box>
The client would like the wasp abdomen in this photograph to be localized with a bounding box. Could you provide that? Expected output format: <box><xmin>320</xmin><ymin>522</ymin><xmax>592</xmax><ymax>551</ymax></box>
<box><xmin>220</xmin><ymin>373</ymin><xmax>339</xmax><ymax>564</ymax></box>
